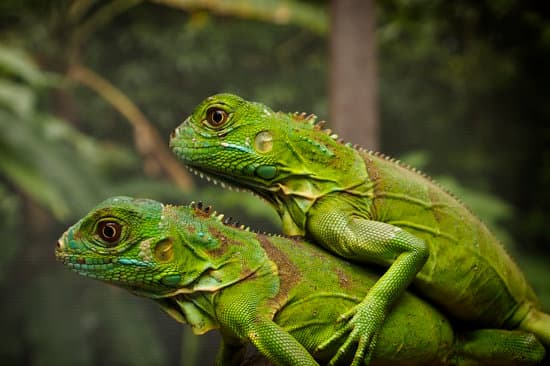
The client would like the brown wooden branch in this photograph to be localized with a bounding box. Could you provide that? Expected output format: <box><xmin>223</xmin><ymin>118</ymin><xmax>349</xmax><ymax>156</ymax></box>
<box><xmin>150</xmin><ymin>0</ymin><xmax>327</xmax><ymax>34</ymax></box>
<box><xmin>67</xmin><ymin>63</ymin><xmax>194</xmax><ymax>190</ymax></box>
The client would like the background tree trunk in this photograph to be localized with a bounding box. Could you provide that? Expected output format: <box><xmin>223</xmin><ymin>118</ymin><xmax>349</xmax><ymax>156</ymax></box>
<box><xmin>330</xmin><ymin>0</ymin><xmax>379</xmax><ymax>150</ymax></box>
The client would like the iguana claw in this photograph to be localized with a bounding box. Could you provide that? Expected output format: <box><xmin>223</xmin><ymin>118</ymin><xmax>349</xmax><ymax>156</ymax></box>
<box><xmin>316</xmin><ymin>302</ymin><xmax>383</xmax><ymax>366</ymax></box>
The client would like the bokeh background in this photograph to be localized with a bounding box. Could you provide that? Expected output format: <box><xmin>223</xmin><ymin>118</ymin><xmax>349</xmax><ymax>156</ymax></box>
<box><xmin>1</xmin><ymin>1</ymin><xmax>549</xmax><ymax>365</ymax></box>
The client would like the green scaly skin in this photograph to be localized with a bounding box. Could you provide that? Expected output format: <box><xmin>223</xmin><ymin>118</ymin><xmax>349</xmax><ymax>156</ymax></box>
<box><xmin>170</xmin><ymin>93</ymin><xmax>550</xmax><ymax>365</ymax></box>
<box><xmin>56</xmin><ymin>197</ymin><xmax>546</xmax><ymax>366</ymax></box>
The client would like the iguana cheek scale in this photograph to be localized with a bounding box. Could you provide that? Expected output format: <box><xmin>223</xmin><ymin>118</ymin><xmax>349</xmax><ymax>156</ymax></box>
<box><xmin>170</xmin><ymin>93</ymin><xmax>550</xmax><ymax>365</ymax></box>
<box><xmin>56</xmin><ymin>197</ymin><xmax>546</xmax><ymax>366</ymax></box>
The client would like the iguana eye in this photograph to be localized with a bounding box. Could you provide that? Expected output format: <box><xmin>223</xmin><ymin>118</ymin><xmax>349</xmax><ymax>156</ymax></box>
<box><xmin>97</xmin><ymin>221</ymin><xmax>122</xmax><ymax>245</ymax></box>
<box><xmin>205</xmin><ymin>108</ymin><xmax>228</xmax><ymax>127</ymax></box>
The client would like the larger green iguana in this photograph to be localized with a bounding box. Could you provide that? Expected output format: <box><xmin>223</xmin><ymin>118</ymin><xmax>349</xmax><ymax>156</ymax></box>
<box><xmin>56</xmin><ymin>196</ymin><xmax>546</xmax><ymax>366</ymax></box>
<box><xmin>170</xmin><ymin>93</ymin><xmax>550</xmax><ymax>365</ymax></box>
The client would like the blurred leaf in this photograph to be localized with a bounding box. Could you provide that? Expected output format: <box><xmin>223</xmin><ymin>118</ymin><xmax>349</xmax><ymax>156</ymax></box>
<box><xmin>0</xmin><ymin>44</ymin><xmax>142</xmax><ymax>219</ymax></box>
<box><xmin>0</xmin><ymin>111</ymin><xmax>72</xmax><ymax>218</ymax></box>
<box><xmin>0</xmin><ymin>43</ymin><xmax>59</xmax><ymax>87</ymax></box>
<box><xmin>0</xmin><ymin>79</ymin><xmax>35</xmax><ymax>118</ymax></box>
<box><xmin>40</xmin><ymin>114</ymin><xmax>138</xmax><ymax>171</ymax></box>
<box><xmin>0</xmin><ymin>108</ymin><xmax>116</xmax><ymax>219</ymax></box>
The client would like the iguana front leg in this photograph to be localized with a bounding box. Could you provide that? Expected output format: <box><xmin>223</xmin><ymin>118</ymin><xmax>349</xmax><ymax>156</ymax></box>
<box><xmin>216</xmin><ymin>322</ymin><xmax>319</xmax><ymax>366</ymax></box>
<box><xmin>308</xmin><ymin>207</ymin><xmax>429</xmax><ymax>366</ymax></box>
<box><xmin>217</xmin><ymin>292</ymin><xmax>320</xmax><ymax>366</ymax></box>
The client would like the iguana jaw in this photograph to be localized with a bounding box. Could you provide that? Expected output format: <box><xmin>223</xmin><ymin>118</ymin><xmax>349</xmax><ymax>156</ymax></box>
<box><xmin>181</xmin><ymin>162</ymin><xmax>334</xmax><ymax>236</ymax></box>
<box><xmin>182</xmin><ymin>163</ymin><xmax>302</xmax><ymax>233</ymax></box>
<box><xmin>55</xmin><ymin>249</ymin><xmax>171</xmax><ymax>295</ymax></box>
<box><xmin>184</xmin><ymin>164</ymin><xmax>276</xmax><ymax>202</ymax></box>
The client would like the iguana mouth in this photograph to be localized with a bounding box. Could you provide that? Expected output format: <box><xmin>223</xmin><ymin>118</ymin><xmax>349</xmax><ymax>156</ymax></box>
<box><xmin>55</xmin><ymin>252</ymin><xmax>117</xmax><ymax>269</ymax></box>
<box><xmin>56</xmin><ymin>251</ymin><xmax>153</xmax><ymax>272</ymax></box>
<box><xmin>55</xmin><ymin>252</ymin><xmax>119</xmax><ymax>282</ymax></box>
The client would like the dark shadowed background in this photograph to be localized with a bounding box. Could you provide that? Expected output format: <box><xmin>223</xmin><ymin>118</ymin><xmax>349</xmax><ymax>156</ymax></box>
<box><xmin>1</xmin><ymin>1</ymin><xmax>549</xmax><ymax>365</ymax></box>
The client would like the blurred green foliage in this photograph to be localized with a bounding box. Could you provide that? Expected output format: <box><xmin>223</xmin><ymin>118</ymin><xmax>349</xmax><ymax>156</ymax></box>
<box><xmin>0</xmin><ymin>1</ymin><xmax>548</xmax><ymax>365</ymax></box>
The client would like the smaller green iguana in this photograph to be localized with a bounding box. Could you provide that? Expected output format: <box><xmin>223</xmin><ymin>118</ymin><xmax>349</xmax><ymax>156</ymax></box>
<box><xmin>56</xmin><ymin>196</ymin><xmax>546</xmax><ymax>366</ymax></box>
<box><xmin>170</xmin><ymin>93</ymin><xmax>550</xmax><ymax>365</ymax></box>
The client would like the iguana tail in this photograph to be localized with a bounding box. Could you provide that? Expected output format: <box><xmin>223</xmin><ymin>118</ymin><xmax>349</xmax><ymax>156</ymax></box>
<box><xmin>456</xmin><ymin>329</ymin><xmax>545</xmax><ymax>366</ymax></box>
<box><xmin>519</xmin><ymin>308</ymin><xmax>550</xmax><ymax>346</ymax></box>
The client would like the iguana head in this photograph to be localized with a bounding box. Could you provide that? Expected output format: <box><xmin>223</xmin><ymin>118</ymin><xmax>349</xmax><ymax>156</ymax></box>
<box><xmin>55</xmin><ymin>196</ymin><xmax>258</xmax><ymax>299</ymax></box>
<box><xmin>170</xmin><ymin>93</ymin><xmax>368</xmax><ymax>235</ymax></box>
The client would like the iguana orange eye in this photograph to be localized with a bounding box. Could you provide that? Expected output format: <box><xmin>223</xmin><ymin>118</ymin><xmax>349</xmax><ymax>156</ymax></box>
<box><xmin>97</xmin><ymin>221</ymin><xmax>122</xmax><ymax>244</ymax></box>
<box><xmin>206</xmin><ymin>108</ymin><xmax>228</xmax><ymax>127</ymax></box>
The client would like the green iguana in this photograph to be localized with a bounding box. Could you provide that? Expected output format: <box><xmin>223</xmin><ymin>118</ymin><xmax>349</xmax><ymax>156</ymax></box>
<box><xmin>56</xmin><ymin>196</ymin><xmax>546</xmax><ymax>366</ymax></box>
<box><xmin>170</xmin><ymin>93</ymin><xmax>550</xmax><ymax>365</ymax></box>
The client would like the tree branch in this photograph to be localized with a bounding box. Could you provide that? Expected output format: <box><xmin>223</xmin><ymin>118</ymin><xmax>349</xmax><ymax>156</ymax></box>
<box><xmin>151</xmin><ymin>0</ymin><xmax>327</xmax><ymax>34</ymax></box>
<box><xmin>67</xmin><ymin>63</ymin><xmax>194</xmax><ymax>190</ymax></box>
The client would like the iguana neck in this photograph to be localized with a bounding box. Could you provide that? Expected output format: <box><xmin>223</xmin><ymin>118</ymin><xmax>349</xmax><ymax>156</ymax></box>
<box><xmin>161</xmin><ymin>204</ymin><xmax>274</xmax><ymax>294</ymax></box>
<box><xmin>156</xmin><ymin>258</ymin><xmax>278</xmax><ymax>335</ymax></box>
<box><xmin>269</xmin><ymin>150</ymin><xmax>373</xmax><ymax>236</ymax></box>
<box><xmin>147</xmin><ymin>205</ymin><xmax>283</xmax><ymax>332</ymax></box>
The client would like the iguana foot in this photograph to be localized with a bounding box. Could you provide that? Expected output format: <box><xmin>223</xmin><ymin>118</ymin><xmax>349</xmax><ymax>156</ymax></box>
<box><xmin>316</xmin><ymin>301</ymin><xmax>384</xmax><ymax>366</ymax></box>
